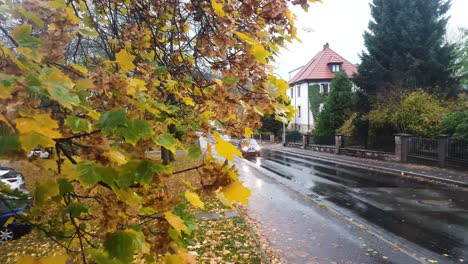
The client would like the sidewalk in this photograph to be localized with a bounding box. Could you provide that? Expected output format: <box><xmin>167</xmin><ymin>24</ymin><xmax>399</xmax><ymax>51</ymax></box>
<box><xmin>265</xmin><ymin>144</ymin><xmax>468</xmax><ymax>188</ymax></box>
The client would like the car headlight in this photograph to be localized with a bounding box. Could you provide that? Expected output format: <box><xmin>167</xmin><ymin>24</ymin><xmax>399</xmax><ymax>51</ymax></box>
<box><xmin>242</xmin><ymin>146</ymin><xmax>248</xmax><ymax>151</ymax></box>
<box><xmin>255</xmin><ymin>146</ymin><xmax>261</xmax><ymax>151</ymax></box>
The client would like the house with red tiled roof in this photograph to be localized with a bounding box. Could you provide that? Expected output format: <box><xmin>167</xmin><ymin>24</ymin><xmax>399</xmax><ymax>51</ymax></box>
<box><xmin>287</xmin><ymin>43</ymin><xmax>357</xmax><ymax>132</ymax></box>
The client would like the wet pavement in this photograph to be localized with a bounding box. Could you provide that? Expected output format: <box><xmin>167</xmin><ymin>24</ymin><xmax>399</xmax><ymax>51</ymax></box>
<box><xmin>238</xmin><ymin>148</ymin><xmax>468</xmax><ymax>263</ymax></box>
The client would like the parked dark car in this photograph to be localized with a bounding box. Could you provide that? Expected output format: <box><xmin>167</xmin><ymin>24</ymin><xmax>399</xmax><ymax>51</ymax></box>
<box><xmin>238</xmin><ymin>138</ymin><xmax>261</xmax><ymax>157</ymax></box>
<box><xmin>0</xmin><ymin>194</ymin><xmax>31</xmax><ymax>243</ymax></box>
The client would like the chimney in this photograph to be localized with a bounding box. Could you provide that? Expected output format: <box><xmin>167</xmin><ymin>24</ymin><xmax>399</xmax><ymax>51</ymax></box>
<box><xmin>323</xmin><ymin>43</ymin><xmax>329</xmax><ymax>50</ymax></box>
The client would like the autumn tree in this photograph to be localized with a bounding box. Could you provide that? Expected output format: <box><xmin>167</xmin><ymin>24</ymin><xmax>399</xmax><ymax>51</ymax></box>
<box><xmin>0</xmin><ymin>0</ymin><xmax>307</xmax><ymax>262</ymax></box>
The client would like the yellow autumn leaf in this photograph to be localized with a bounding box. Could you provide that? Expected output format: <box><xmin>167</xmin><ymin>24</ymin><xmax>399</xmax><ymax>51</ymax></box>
<box><xmin>165</xmin><ymin>251</ymin><xmax>197</xmax><ymax>264</ymax></box>
<box><xmin>17</xmin><ymin>254</ymin><xmax>68</xmax><ymax>264</ymax></box>
<box><xmin>274</xmin><ymin>78</ymin><xmax>289</xmax><ymax>97</ymax></box>
<box><xmin>234</xmin><ymin>31</ymin><xmax>257</xmax><ymax>45</ymax></box>
<box><xmin>115</xmin><ymin>49</ymin><xmax>136</xmax><ymax>72</ymax></box>
<box><xmin>181</xmin><ymin>179</ymin><xmax>196</xmax><ymax>190</ymax></box>
<box><xmin>164</xmin><ymin>211</ymin><xmax>189</xmax><ymax>236</ymax></box>
<box><xmin>214</xmin><ymin>132</ymin><xmax>242</xmax><ymax>161</ymax></box>
<box><xmin>213</xmin><ymin>78</ymin><xmax>223</xmax><ymax>86</ymax></box>
<box><xmin>75</xmin><ymin>78</ymin><xmax>95</xmax><ymax>90</ymax></box>
<box><xmin>113</xmin><ymin>187</ymin><xmax>143</xmax><ymax>206</ymax></box>
<box><xmin>182</xmin><ymin>96</ymin><xmax>195</xmax><ymax>106</ymax></box>
<box><xmin>126</xmin><ymin>78</ymin><xmax>147</xmax><ymax>96</ymax></box>
<box><xmin>211</xmin><ymin>0</ymin><xmax>225</xmax><ymax>17</ymax></box>
<box><xmin>244</xmin><ymin>127</ymin><xmax>253</xmax><ymax>138</ymax></box>
<box><xmin>38</xmin><ymin>158</ymin><xmax>58</xmax><ymax>172</ymax></box>
<box><xmin>221</xmin><ymin>180</ymin><xmax>251</xmax><ymax>205</ymax></box>
<box><xmin>14</xmin><ymin>116</ymin><xmax>61</xmax><ymax>138</ymax></box>
<box><xmin>0</xmin><ymin>83</ymin><xmax>15</xmax><ymax>99</ymax></box>
<box><xmin>250</xmin><ymin>44</ymin><xmax>270</xmax><ymax>64</ymax></box>
<box><xmin>3</xmin><ymin>217</ymin><xmax>14</xmax><ymax>228</ymax></box>
<box><xmin>105</xmin><ymin>148</ymin><xmax>127</xmax><ymax>165</ymax></box>
<box><xmin>66</xmin><ymin>6</ymin><xmax>80</xmax><ymax>24</ymax></box>
<box><xmin>19</xmin><ymin>131</ymin><xmax>56</xmax><ymax>151</ymax></box>
<box><xmin>71</xmin><ymin>64</ymin><xmax>88</xmax><ymax>74</ymax></box>
<box><xmin>185</xmin><ymin>190</ymin><xmax>204</xmax><ymax>209</ymax></box>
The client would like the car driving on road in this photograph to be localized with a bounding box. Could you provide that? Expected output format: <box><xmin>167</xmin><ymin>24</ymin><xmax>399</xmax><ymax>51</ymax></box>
<box><xmin>238</xmin><ymin>138</ymin><xmax>261</xmax><ymax>157</ymax></box>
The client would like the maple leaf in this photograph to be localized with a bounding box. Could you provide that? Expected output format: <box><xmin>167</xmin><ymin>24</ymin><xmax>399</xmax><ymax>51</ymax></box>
<box><xmin>214</xmin><ymin>132</ymin><xmax>242</xmax><ymax>161</ymax></box>
<box><xmin>165</xmin><ymin>211</ymin><xmax>189</xmax><ymax>236</ymax></box>
<box><xmin>185</xmin><ymin>190</ymin><xmax>205</xmax><ymax>209</ymax></box>
<box><xmin>116</xmin><ymin>49</ymin><xmax>136</xmax><ymax>72</ymax></box>
<box><xmin>250</xmin><ymin>44</ymin><xmax>270</xmax><ymax>64</ymax></box>
<box><xmin>221</xmin><ymin>181</ymin><xmax>251</xmax><ymax>205</ymax></box>
<box><xmin>211</xmin><ymin>0</ymin><xmax>225</xmax><ymax>17</ymax></box>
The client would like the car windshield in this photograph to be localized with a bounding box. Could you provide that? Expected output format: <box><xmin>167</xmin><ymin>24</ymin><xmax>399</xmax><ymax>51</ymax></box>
<box><xmin>0</xmin><ymin>195</ymin><xmax>28</xmax><ymax>214</ymax></box>
<box><xmin>0</xmin><ymin>169</ymin><xmax>17</xmax><ymax>179</ymax></box>
<box><xmin>241</xmin><ymin>139</ymin><xmax>258</xmax><ymax>147</ymax></box>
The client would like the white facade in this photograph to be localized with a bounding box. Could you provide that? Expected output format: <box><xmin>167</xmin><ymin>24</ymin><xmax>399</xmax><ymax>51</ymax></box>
<box><xmin>287</xmin><ymin>81</ymin><xmax>330</xmax><ymax>133</ymax></box>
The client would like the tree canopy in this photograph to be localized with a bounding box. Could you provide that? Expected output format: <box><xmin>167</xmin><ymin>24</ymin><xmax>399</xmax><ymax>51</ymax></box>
<box><xmin>0</xmin><ymin>0</ymin><xmax>308</xmax><ymax>262</ymax></box>
<box><xmin>314</xmin><ymin>71</ymin><xmax>354</xmax><ymax>136</ymax></box>
<box><xmin>354</xmin><ymin>0</ymin><xmax>457</xmax><ymax>100</ymax></box>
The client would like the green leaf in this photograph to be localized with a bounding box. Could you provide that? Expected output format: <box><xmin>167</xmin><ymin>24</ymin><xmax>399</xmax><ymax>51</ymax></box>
<box><xmin>19</xmin><ymin>131</ymin><xmax>55</xmax><ymax>151</ymax></box>
<box><xmin>57</xmin><ymin>178</ymin><xmax>74</xmax><ymax>195</ymax></box>
<box><xmin>96</xmin><ymin>109</ymin><xmax>128</xmax><ymax>135</ymax></box>
<box><xmin>40</xmin><ymin>68</ymin><xmax>80</xmax><ymax>110</ymax></box>
<box><xmin>88</xmin><ymin>249</ymin><xmax>121</xmax><ymax>264</ymax></box>
<box><xmin>0</xmin><ymin>134</ymin><xmax>20</xmax><ymax>154</ymax></box>
<box><xmin>117</xmin><ymin>160</ymin><xmax>159</xmax><ymax>187</ymax></box>
<box><xmin>117</xmin><ymin>119</ymin><xmax>151</xmax><ymax>146</ymax></box>
<box><xmin>65</xmin><ymin>202</ymin><xmax>89</xmax><ymax>218</ymax></box>
<box><xmin>65</xmin><ymin>116</ymin><xmax>92</xmax><ymax>133</ymax></box>
<box><xmin>103</xmin><ymin>230</ymin><xmax>135</xmax><ymax>264</ymax></box>
<box><xmin>222</xmin><ymin>77</ymin><xmax>238</xmax><ymax>85</ymax></box>
<box><xmin>76</xmin><ymin>162</ymin><xmax>117</xmax><ymax>187</ymax></box>
<box><xmin>35</xmin><ymin>179</ymin><xmax>60</xmax><ymax>207</ymax></box>
<box><xmin>153</xmin><ymin>133</ymin><xmax>179</xmax><ymax>154</ymax></box>
<box><xmin>187</xmin><ymin>146</ymin><xmax>202</xmax><ymax>160</ymax></box>
<box><xmin>12</xmin><ymin>24</ymin><xmax>41</xmax><ymax>48</ymax></box>
<box><xmin>154</xmin><ymin>66</ymin><xmax>168</xmax><ymax>76</ymax></box>
<box><xmin>17</xmin><ymin>6</ymin><xmax>45</xmax><ymax>27</ymax></box>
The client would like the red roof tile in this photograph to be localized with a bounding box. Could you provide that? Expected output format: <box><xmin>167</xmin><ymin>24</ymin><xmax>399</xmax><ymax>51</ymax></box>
<box><xmin>288</xmin><ymin>45</ymin><xmax>357</xmax><ymax>85</ymax></box>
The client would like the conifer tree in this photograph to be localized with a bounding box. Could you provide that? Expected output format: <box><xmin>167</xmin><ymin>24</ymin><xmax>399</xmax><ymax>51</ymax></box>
<box><xmin>314</xmin><ymin>71</ymin><xmax>354</xmax><ymax>136</ymax></box>
<box><xmin>355</xmin><ymin>0</ymin><xmax>458</xmax><ymax>100</ymax></box>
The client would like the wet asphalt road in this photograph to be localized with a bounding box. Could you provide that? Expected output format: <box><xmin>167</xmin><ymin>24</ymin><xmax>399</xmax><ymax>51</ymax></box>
<box><xmin>236</xmin><ymin>148</ymin><xmax>468</xmax><ymax>264</ymax></box>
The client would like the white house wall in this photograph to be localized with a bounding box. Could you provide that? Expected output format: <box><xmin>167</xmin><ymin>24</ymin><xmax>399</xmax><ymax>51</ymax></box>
<box><xmin>287</xmin><ymin>82</ymin><xmax>314</xmax><ymax>133</ymax></box>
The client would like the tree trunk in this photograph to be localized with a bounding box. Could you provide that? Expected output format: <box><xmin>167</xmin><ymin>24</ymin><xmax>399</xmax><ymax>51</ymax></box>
<box><xmin>168</xmin><ymin>124</ymin><xmax>177</xmax><ymax>162</ymax></box>
<box><xmin>161</xmin><ymin>146</ymin><xmax>171</xmax><ymax>165</ymax></box>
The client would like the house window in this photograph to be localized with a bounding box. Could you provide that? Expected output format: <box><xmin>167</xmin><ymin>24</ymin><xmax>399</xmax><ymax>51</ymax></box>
<box><xmin>331</xmin><ymin>64</ymin><xmax>341</xmax><ymax>72</ymax></box>
<box><xmin>297</xmin><ymin>106</ymin><xmax>301</xmax><ymax>117</ymax></box>
<box><xmin>290</xmin><ymin>88</ymin><xmax>294</xmax><ymax>98</ymax></box>
<box><xmin>297</xmin><ymin>86</ymin><xmax>300</xmax><ymax>97</ymax></box>
<box><xmin>319</xmin><ymin>103</ymin><xmax>324</xmax><ymax>112</ymax></box>
<box><xmin>320</xmin><ymin>83</ymin><xmax>329</xmax><ymax>94</ymax></box>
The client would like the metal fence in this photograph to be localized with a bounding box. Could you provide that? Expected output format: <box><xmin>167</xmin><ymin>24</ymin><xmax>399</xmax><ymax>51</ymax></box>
<box><xmin>285</xmin><ymin>132</ymin><xmax>303</xmax><ymax>144</ymax></box>
<box><xmin>408</xmin><ymin>137</ymin><xmax>438</xmax><ymax>160</ymax></box>
<box><xmin>342</xmin><ymin>135</ymin><xmax>395</xmax><ymax>153</ymax></box>
<box><xmin>308</xmin><ymin>135</ymin><xmax>335</xmax><ymax>146</ymax></box>
<box><xmin>447</xmin><ymin>139</ymin><xmax>468</xmax><ymax>169</ymax></box>
<box><xmin>253</xmin><ymin>133</ymin><xmax>272</xmax><ymax>143</ymax></box>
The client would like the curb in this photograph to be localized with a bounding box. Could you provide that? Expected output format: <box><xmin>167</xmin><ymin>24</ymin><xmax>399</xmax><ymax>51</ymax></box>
<box><xmin>269</xmin><ymin>146</ymin><xmax>468</xmax><ymax>189</ymax></box>
<box><xmin>233</xmin><ymin>204</ymin><xmax>273</xmax><ymax>264</ymax></box>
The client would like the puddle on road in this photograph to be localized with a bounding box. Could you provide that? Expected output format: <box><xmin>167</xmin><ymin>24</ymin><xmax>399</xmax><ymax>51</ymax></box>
<box><xmin>249</xmin><ymin>149</ymin><xmax>468</xmax><ymax>262</ymax></box>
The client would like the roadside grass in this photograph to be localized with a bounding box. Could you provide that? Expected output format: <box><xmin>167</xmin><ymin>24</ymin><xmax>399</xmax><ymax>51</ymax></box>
<box><xmin>0</xmin><ymin>154</ymin><xmax>266</xmax><ymax>263</ymax></box>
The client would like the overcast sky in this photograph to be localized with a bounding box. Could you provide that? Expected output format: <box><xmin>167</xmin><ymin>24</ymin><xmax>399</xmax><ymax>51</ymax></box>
<box><xmin>274</xmin><ymin>0</ymin><xmax>468</xmax><ymax>81</ymax></box>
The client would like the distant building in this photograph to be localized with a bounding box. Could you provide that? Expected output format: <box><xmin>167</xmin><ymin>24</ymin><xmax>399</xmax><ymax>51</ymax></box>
<box><xmin>287</xmin><ymin>43</ymin><xmax>357</xmax><ymax>133</ymax></box>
